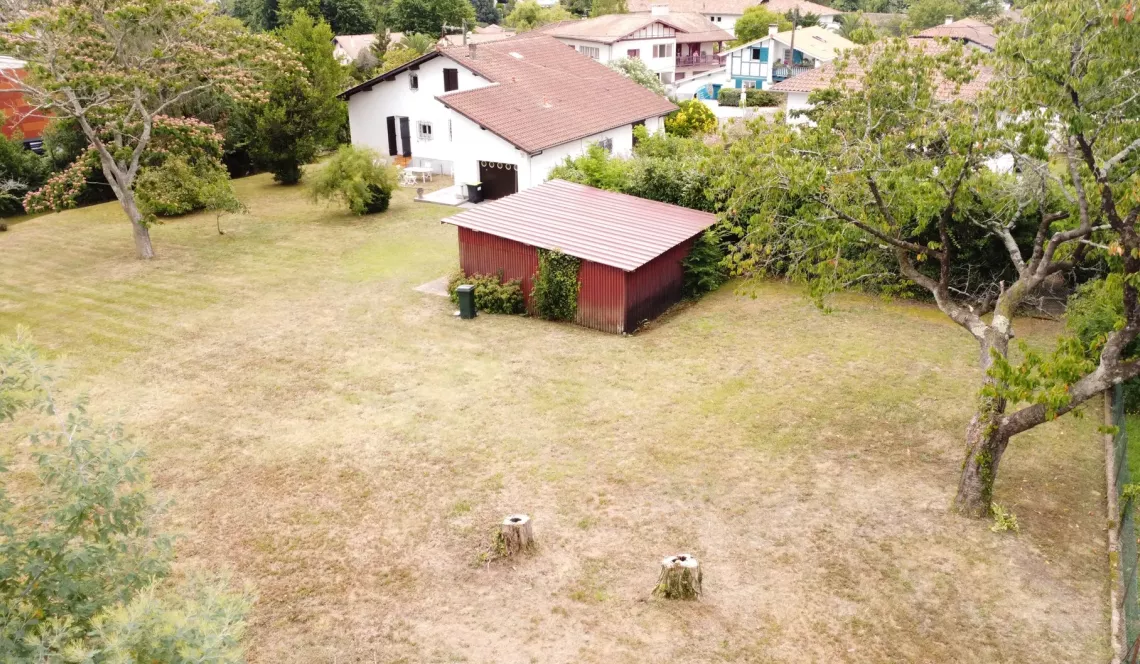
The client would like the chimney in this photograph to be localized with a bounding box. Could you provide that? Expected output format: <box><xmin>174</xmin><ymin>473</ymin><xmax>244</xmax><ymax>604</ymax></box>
<box><xmin>945</xmin><ymin>15</ymin><xmax>954</xmax><ymax>25</ymax></box>
<box><xmin>768</xmin><ymin>23</ymin><xmax>778</xmax><ymax>36</ymax></box>
<box><xmin>650</xmin><ymin>3</ymin><xmax>668</xmax><ymax>15</ymax></box>
<box><xmin>468</xmin><ymin>43</ymin><xmax>476</xmax><ymax>59</ymax></box>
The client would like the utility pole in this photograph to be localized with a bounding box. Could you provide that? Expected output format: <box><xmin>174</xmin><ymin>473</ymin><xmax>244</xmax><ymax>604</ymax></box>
<box><xmin>442</xmin><ymin>19</ymin><xmax>469</xmax><ymax>45</ymax></box>
<box><xmin>787</xmin><ymin>6</ymin><xmax>799</xmax><ymax>65</ymax></box>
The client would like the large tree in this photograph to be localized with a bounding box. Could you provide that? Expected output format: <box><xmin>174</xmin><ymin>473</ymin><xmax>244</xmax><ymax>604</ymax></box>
<box><xmin>238</xmin><ymin>9</ymin><xmax>347</xmax><ymax>184</ymax></box>
<box><xmin>0</xmin><ymin>0</ymin><xmax>286</xmax><ymax>259</ymax></box>
<box><xmin>504</xmin><ymin>0</ymin><xmax>573</xmax><ymax>31</ymax></box>
<box><xmin>723</xmin><ymin>0</ymin><xmax>1140</xmax><ymax>519</ymax></box>
<box><xmin>389</xmin><ymin>0</ymin><xmax>474</xmax><ymax>37</ymax></box>
<box><xmin>731</xmin><ymin>6</ymin><xmax>792</xmax><ymax>45</ymax></box>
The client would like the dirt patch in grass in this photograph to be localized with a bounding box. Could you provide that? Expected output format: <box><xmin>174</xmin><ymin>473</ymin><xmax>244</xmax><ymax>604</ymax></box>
<box><xmin>0</xmin><ymin>171</ymin><xmax>1109</xmax><ymax>663</ymax></box>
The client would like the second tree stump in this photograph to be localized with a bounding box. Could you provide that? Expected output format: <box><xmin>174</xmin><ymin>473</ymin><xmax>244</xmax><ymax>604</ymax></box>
<box><xmin>653</xmin><ymin>554</ymin><xmax>702</xmax><ymax>600</ymax></box>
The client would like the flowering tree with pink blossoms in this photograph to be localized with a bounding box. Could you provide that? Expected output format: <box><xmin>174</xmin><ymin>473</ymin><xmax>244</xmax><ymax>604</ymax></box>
<box><xmin>0</xmin><ymin>0</ymin><xmax>291</xmax><ymax>258</ymax></box>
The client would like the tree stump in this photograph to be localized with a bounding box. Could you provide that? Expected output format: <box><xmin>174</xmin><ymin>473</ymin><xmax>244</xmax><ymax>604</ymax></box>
<box><xmin>653</xmin><ymin>554</ymin><xmax>701</xmax><ymax>600</ymax></box>
<box><xmin>496</xmin><ymin>514</ymin><xmax>535</xmax><ymax>557</ymax></box>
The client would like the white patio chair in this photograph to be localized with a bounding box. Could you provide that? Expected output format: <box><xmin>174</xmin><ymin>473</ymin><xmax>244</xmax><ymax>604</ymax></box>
<box><xmin>399</xmin><ymin>169</ymin><xmax>418</xmax><ymax>187</ymax></box>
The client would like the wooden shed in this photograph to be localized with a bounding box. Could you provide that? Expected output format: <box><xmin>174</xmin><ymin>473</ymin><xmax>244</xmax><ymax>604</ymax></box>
<box><xmin>443</xmin><ymin>179</ymin><xmax>718</xmax><ymax>334</ymax></box>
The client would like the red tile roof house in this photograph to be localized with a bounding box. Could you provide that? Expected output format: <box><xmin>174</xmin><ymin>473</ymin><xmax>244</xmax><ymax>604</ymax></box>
<box><xmin>541</xmin><ymin>7</ymin><xmax>733</xmax><ymax>84</ymax></box>
<box><xmin>625</xmin><ymin>0</ymin><xmax>843</xmax><ymax>38</ymax></box>
<box><xmin>338</xmin><ymin>35</ymin><xmax>676</xmax><ymax>204</ymax></box>
<box><xmin>445</xmin><ymin>179</ymin><xmax>718</xmax><ymax>333</ymax></box>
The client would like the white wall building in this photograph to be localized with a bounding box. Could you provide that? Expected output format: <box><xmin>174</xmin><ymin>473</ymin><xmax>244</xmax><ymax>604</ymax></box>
<box><xmin>722</xmin><ymin>24</ymin><xmax>853</xmax><ymax>90</ymax></box>
<box><xmin>543</xmin><ymin>9</ymin><xmax>731</xmax><ymax>85</ymax></box>
<box><xmin>625</xmin><ymin>0</ymin><xmax>843</xmax><ymax>37</ymax></box>
<box><xmin>340</xmin><ymin>35</ymin><xmax>675</xmax><ymax>200</ymax></box>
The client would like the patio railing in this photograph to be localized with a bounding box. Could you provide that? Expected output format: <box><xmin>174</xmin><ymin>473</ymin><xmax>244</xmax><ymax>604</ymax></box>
<box><xmin>772</xmin><ymin>64</ymin><xmax>815</xmax><ymax>81</ymax></box>
<box><xmin>675</xmin><ymin>53</ymin><xmax>723</xmax><ymax>68</ymax></box>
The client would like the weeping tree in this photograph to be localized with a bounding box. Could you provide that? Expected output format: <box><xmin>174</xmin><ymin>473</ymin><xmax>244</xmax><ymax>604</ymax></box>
<box><xmin>0</xmin><ymin>0</ymin><xmax>289</xmax><ymax>259</ymax></box>
<box><xmin>723</xmin><ymin>0</ymin><xmax>1140</xmax><ymax>519</ymax></box>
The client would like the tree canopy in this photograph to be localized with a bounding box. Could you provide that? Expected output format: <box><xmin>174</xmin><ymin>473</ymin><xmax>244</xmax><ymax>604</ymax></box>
<box><xmin>0</xmin><ymin>0</ymin><xmax>287</xmax><ymax>258</ymax></box>
<box><xmin>731</xmin><ymin>6</ymin><xmax>792</xmax><ymax>45</ymax></box>
<box><xmin>504</xmin><ymin>0</ymin><xmax>573</xmax><ymax>31</ymax></box>
<box><xmin>721</xmin><ymin>0</ymin><xmax>1140</xmax><ymax>517</ymax></box>
<box><xmin>589</xmin><ymin>0</ymin><xmax>626</xmax><ymax>18</ymax></box>
<box><xmin>607</xmin><ymin>57</ymin><xmax>666</xmax><ymax>96</ymax></box>
<box><xmin>388</xmin><ymin>0</ymin><xmax>474</xmax><ymax>37</ymax></box>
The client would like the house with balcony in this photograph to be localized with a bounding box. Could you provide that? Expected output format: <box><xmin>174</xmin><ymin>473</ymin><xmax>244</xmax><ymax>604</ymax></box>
<box><xmin>338</xmin><ymin>35</ymin><xmax>675</xmax><ymax>202</ymax></box>
<box><xmin>626</xmin><ymin>0</ymin><xmax>842</xmax><ymax>37</ymax></box>
<box><xmin>543</xmin><ymin>8</ymin><xmax>731</xmax><ymax>85</ymax></box>
<box><xmin>722</xmin><ymin>24</ymin><xmax>853</xmax><ymax>90</ymax></box>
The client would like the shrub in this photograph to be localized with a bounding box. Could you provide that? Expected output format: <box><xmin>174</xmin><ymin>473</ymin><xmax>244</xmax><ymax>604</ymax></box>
<box><xmin>682</xmin><ymin>230</ymin><xmax>728</xmax><ymax>298</ymax></box>
<box><xmin>447</xmin><ymin>270</ymin><xmax>526</xmax><ymax>314</ymax></box>
<box><xmin>0</xmin><ymin>335</ymin><xmax>252</xmax><ymax>662</ymax></box>
<box><xmin>549</xmin><ymin>144</ymin><xmax>633</xmax><ymax>192</ymax></box>
<box><xmin>532</xmin><ymin>249</ymin><xmax>580</xmax><ymax>321</ymax></box>
<box><xmin>665</xmin><ymin>99</ymin><xmax>717</xmax><ymax>137</ymax></box>
<box><xmin>717</xmin><ymin>88</ymin><xmax>780</xmax><ymax>107</ymax></box>
<box><xmin>310</xmin><ymin>145</ymin><xmax>397</xmax><ymax>215</ymax></box>
<box><xmin>0</xmin><ymin>130</ymin><xmax>50</xmax><ymax>216</ymax></box>
<box><xmin>717</xmin><ymin>87</ymin><xmax>741</xmax><ymax>105</ymax></box>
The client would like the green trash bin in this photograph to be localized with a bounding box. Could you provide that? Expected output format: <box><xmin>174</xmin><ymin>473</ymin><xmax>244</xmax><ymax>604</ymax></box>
<box><xmin>456</xmin><ymin>284</ymin><xmax>477</xmax><ymax>319</ymax></box>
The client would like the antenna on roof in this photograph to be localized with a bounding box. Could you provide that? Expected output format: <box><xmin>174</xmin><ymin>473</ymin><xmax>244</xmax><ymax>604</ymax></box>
<box><xmin>442</xmin><ymin>19</ymin><xmax>468</xmax><ymax>46</ymax></box>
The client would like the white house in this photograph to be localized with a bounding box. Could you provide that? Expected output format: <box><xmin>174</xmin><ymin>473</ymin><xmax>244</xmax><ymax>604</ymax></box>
<box><xmin>625</xmin><ymin>0</ymin><xmax>842</xmax><ymax>37</ymax></box>
<box><xmin>722</xmin><ymin>24</ymin><xmax>853</xmax><ymax>90</ymax></box>
<box><xmin>543</xmin><ymin>8</ymin><xmax>731</xmax><ymax>85</ymax></box>
<box><xmin>339</xmin><ymin>35</ymin><xmax>675</xmax><ymax>200</ymax></box>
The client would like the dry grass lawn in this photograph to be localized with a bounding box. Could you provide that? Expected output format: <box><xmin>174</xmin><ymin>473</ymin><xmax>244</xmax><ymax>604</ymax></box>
<box><xmin>0</xmin><ymin>172</ymin><xmax>1110</xmax><ymax>663</ymax></box>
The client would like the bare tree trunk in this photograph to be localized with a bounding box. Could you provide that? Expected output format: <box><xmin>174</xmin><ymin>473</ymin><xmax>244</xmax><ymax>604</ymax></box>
<box><xmin>954</xmin><ymin>327</ymin><xmax>1010</xmax><ymax>518</ymax></box>
<box><xmin>1106</xmin><ymin>391</ymin><xmax>1126</xmax><ymax>664</ymax></box>
<box><xmin>91</xmin><ymin>138</ymin><xmax>155</xmax><ymax>260</ymax></box>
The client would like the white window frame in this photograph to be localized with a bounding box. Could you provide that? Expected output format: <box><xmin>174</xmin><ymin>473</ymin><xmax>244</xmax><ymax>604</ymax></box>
<box><xmin>409</xmin><ymin>73</ymin><xmax>419</xmax><ymax>90</ymax></box>
<box><xmin>578</xmin><ymin>45</ymin><xmax>600</xmax><ymax>59</ymax></box>
<box><xmin>418</xmin><ymin>121</ymin><xmax>433</xmax><ymax>140</ymax></box>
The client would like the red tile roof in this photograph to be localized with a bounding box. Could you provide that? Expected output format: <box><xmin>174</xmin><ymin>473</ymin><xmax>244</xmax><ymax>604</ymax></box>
<box><xmin>626</xmin><ymin>0</ymin><xmax>840</xmax><ymax>16</ymax></box>
<box><xmin>770</xmin><ymin>38</ymin><xmax>993</xmax><ymax>101</ymax></box>
<box><xmin>433</xmin><ymin>35</ymin><xmax>677</xmax><ymax>153</ymax></box>
<box><xmin>544</xmin><ymin>14</ymin><xmax>687</xmax><ymax>44</ymax></box>
<box><xmin>443</xmin><ymin>179</ymin><xmax>717</xmax><ymax>271</ymax></box>
<box><xmin>913</xmin><ymin>17</ymin><xmax>997</xmax><ymax>50</ymax></box>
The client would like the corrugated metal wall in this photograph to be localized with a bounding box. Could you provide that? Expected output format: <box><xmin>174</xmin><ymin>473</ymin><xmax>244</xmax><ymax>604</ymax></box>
<box><xmin>623</xmin><ymin>237</ymin><xmax>695</xmax><ymax>333</ymax></box>
<box><xmin>576</xmin><ymin>260</ymin><xmax>626</xmax><ymax>334</ymax></box>
<box><xmin>458</xmin><ymin>228</ymin><xmax>696</xmax><ymax>335</ymax></box>
<box><xmin>457</xmin><ymin>227</ymin><xmax>539</xmax><ymax>309</ymax></box>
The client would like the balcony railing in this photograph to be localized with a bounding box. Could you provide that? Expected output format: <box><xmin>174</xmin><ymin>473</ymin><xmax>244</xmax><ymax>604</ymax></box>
<box><xmin>675</xmin><ymin>53</ymin><xmax>723</xmax><ymax>68</ymax></box>
<box><xmin>772</xmin><ymin>64</ymin><xmax>815</xmax><ymax>81</ymax></box>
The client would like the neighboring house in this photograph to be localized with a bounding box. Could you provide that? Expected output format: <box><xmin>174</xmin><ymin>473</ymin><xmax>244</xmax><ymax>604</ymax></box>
<box><xmin>339</xmin><ymin>35</ymin><xmax>675</xmax><ymax>198</ymax></box>
<box><xmin>625</xmin><ymin>0</ymin><xmax>842</xmax><ymax>37</ymax></box>
<box><xmin>543</xmin><ymin>7</ymin><xmax>731</xmax><ymax>84</ymax></box>
<box><xmin>333</xmin><ymin>33</ymin><xmax>404</xmax><ymax>65</ymax></box>
<box><xmin>0</xmin><ymin>56</ymin><xmax>48</xmax><ymax>151</ymax></box>
<box><xmin>913</xmin><ymin>17</ymin><xmax>997</xmax><ymax>52</ymax></box>
<box><xmin>769</xmin><ymin>37</ymin><xmax>994</xmax><ymax>124</ymax></box>
<box><xmin>439</xmin><ymin>30</ymin><xmax>518</xmax><ymax>47</ymax></box>
<box><xmin>722</xmin><ymin>25</ymin><xmax>853</xmax><ymax>90</ymax></box>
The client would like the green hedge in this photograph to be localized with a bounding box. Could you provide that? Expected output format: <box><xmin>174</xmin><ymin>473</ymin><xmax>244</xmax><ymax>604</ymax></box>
<box><xmin>682</xmin><ymin>230</ymin><xmax>728</xmax><ymax>298</ymax></box>
<box><xmin>447</xmin><ymin>270</ymin><xmax>525</xmax><ymax>315</ymax></box>
<box><xmin>716</xmin><ymin>88</ymin><xmax>781</xmax><ymax>107</ymax></box>
<box><xmin>533</xmin><ymin>249</ymin><xmax>580</xmax><ymax>321</ymax></box>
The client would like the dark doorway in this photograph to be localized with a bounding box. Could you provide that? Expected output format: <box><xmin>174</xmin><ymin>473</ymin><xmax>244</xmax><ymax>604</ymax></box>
<box><xmin>398</xmin><ymin>117</ymin><xmax>411</xmax><ymax>157</ymax></box>
<box><xmin>478</xmin><ymin>161</ymin><xmax>518</xmax><ymax>200</ymax></box>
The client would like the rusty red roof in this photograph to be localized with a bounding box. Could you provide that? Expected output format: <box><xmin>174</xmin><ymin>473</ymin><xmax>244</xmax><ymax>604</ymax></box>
<box><xmin>443</xmin><ymin>180</ymin><xmax>717</xmax><ymax>271</ymax></box>
<box><xmin>434</xmin><ymin>35</ymin><xmax>677</xmax><ymax>154</ymax></box>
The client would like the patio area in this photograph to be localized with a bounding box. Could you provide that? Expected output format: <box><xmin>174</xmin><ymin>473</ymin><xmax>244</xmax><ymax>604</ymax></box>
<box><xmin>414</xmin><ymin>180</ymin><xmax>475</xmax><ymax>208</ymax></box>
